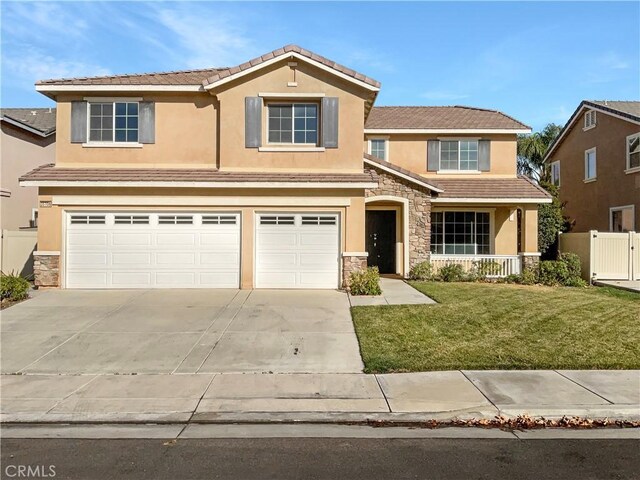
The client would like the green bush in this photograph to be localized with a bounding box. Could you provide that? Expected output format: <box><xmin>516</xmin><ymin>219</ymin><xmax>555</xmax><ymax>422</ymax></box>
<box><xmin>439</xmin><ymin>263</ymin><xmax>466</xmax><ymax>282</ymax></box>
<box><xmin>521</xmin><ymin>265</ymin><xmax>539</xmax><ymax>285</ymax></box>
<box><xmin>538</xmin><ymin>253</ymin><xmax>584</xmax><ymax>287</ymax></box>
<box><xmin>409</xmin><ymin>261</ymin><xmax>434</xmax><ymax>281</ymax></box>
<box><xmin>473</xmin><ymin>260</ymin><xmax>502</xmax><ymax>278</ymax></box>
<box><xmin>0</xmin><ymin>273</ymin><xmax>30</xmax><ymax>302</ymax></box>
<box><xmin>349</xmin><ymin>267</ymin><xmax>382</xmax><ymax>296</ymax></box>
<box><xmin>560</xmin><ymin>252</ymin><xmax>582</xmax><ymax>279</ymax></box>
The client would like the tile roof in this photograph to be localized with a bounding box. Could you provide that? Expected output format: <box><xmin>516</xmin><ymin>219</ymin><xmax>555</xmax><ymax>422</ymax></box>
<box><xmin>19</xmin><ymin>164</ymin><xmax>378</xmax><ymax>184</ymax></box>
<box><xmin>0</xmin><ymin>108</ymin><xmax>56</xmax><ymax>135</ymax></box>
<box><xmin>202</xmin><ymin>44</ymin><xmax>380</xmax><ymax>89</ymax></box>
<box><xmin>588</xmin><ymin>100</ymin><xmax>640</xmax><ymax>120</ymax></box>
<box><xmin>35</xmin><ymin>68</ymin><xmax>227</xmax><ymax>86</ymax></box>
<box><xmin>34</xmin><ymin>45</ymin><xmax>381</xmax><ymax>90</ymax></box>
<box><xmin>363</xmin><ymin>153</ymin><xmax>442</xmax><ymax>192</ymax></box>
<box><xmin>433</xmin><ymin>176</ymin><xmax>551</xmax><ymax>200</ymax></box>
<box><xmin>365</xmin><ymin>106</ymin><xmax>530</xmax><ymax>130</ymax></box>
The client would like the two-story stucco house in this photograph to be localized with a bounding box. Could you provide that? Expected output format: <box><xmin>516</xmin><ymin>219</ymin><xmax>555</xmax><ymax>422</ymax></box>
<box><xmin>544</xmin><ymin>100</ymin><xmax>640</xmax><ymax>233</ymax></box>
<box><xmin>20</xmin><ymin>45</ymin><xmax>550</xmax><ymax>289</ymax></box>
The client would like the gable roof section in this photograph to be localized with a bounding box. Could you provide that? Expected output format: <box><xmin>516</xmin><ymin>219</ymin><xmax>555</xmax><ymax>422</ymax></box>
<box><xmin>19</xmin><ymin>164</ymin><xmax>378</xmax><ymax>189</ymax></box>
<box><xmin>363</xmin><ymin>153</ymin><xmax>442</xmax><ymax>192</ymax></box>
<box><xmin>36</xmin><ymin>68</ymin><xmax>227</xmax><ymax>87</ymax></box>
<box><xmin>202</xmin><ymin>45</ymin><xmax>380</xmax><ymax>92</ymax></box>
<box><xmin>365</xmin><ymin>106</ymin><xmax>531</xmax><ymax>133</ymax></box>
<box><xmin>544</xmin><ymin>100</ymin><xmax>640</xmax><ymax>161</ymax></box>
<box><xmin>0</xmin><ymin>108</ymin><xmax>56</xmax><ymax>136</ymax></box>
<box><xmin>432</xmin><ymin>175</ymin><xmax>552</xmax><ymax>203</ymax></box>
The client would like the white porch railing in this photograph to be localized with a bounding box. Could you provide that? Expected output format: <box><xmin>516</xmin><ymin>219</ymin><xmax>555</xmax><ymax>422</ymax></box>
<box><xmin>430</xmin><ymin>254</ymin><xmax>521</xmax><ymax>278</ymax></box>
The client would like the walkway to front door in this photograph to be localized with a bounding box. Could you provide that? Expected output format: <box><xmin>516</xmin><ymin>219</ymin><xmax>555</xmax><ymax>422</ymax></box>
<box><xmin>366</xmin><ymin>210</ymin><xmax>396</xmax><ymax>274</ymax></box>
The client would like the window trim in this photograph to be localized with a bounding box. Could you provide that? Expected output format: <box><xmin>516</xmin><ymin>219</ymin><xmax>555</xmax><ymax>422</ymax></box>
<box><xmin>583</xmin><ymin>110</ymin><xmax>597</xmax><ymax>131</ymax></box>
<box><xmin>584</xmin><ymin>147</ymin><xmax>597</xmax><ymax>181</ymax></box>
<box><xmin>265</xmin><ymin>101</ymin><xmax>320</xmax><ymax>147</ymax></box>
<box><xmin>550</xmin><ymin>160</ymin><xmax>561</xmax><ymax>187</ymax></box>
<box><xmin>625</xmin><ymin>132</ymin><xmax>640</xmax><ymax>174</ymax></box>
<box><xmin>436</xmin><ymin>138</ymin><xmax>481</xmax><ymax>173</ymax></box>
<box><xmin>85</xmin><ymin>100</ymin><xmax>142</xmax><ymax>148</ymax></box>
<box><xmin>367</xmin><ymin>136</ymin><xmax>389</xmax><ymax>162</ymax></box>
<box><xmin>430</xmin><ymin>208</ymin><xmax>495</xmax><ymax>255</ymax></box>
<box><xmin>609</xmin><ymin>205</ymin><xmax>636</xmax><ymax>232</ymax></box>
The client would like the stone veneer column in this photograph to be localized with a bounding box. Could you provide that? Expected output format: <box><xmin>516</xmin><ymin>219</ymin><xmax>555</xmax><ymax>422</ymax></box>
<box><xmin>33</xmin><ymin>251</ymin><xmax>60</xmax><ymax>288</ymax></box>
<box><xmin>520</xmin><ymin>252</ymin><xmax>541</xmax><ymax>271</ymax></box>
<box><xmin>342</xmin><ymin>253</ymin><xmax>368</xmax><ymax>289</ymax></box>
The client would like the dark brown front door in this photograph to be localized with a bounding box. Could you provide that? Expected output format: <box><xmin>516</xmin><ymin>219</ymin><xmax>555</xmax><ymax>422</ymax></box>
<box><xmin>366</xmin><ymin>210</ymin><xmax>396</xmax><ymax>274</ymax></box>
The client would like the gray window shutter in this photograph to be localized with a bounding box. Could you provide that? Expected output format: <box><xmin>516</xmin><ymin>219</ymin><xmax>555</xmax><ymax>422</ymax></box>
<box><xmin>138</xmin><ymin>101</ymin><xmax>155</xmax><ymax>144</ymax></box>
<box><xmin>321</xmin><ymin>97</ymin><xmax>339</xmax><ymax>148</ymax></box>
<box><xmin>478</xmin><ymin>139</ymin><xmax>491</xmax><ymax>171</ymax></box>
<box><xmin>245</xmin><ymin>97</ymin><xmax>262</xmax><ymax>148</ymax></box>
<box><xmin>427</xmin><ymin>140</ymin><xmax>440</xmax><ymax>171</ymax></box>
<box><xmin>70</xmin><ymin>101</ymin><xmax>87</xmax><ymax>143</ymax></box>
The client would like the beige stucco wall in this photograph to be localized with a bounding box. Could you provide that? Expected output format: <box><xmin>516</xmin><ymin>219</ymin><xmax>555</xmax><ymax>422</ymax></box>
<box><xmin>547</xmin><ymin>111</ymin><xmax>640</xmax><ymax>232</ymax></box>
<box><xmin>1</xmin><ymin>123</ymin><xmax>56</xmax><ymax>230</ymax></box>
<box><xmin>215</xmin><ymin>59</ymin><xmax>368</xmax><ymax>173</ymax></box>
<box><xmin>36</xmin><ymin>187</ymin><xmax>366</xmax><ymax>289</ymax></box>
<box><xmin>364</xmin><ymin>133</ymin><xmax>518</xmax><ymax>178</ymax></box>
<box><xmin>55</xmin><ymin>93</ymin><xmax>218</xmax><ymax>168</ymax></box>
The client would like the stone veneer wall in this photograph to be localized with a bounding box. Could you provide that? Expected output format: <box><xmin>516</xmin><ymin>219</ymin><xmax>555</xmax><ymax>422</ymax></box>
<box><xmin>364</xmin><ymin>166</ymin><xmax>432</xmax><ymax>269</ymax></box>
<box><xmin>34</xmin><ymin>253</ymin><xmax>60</xmax><ymax>288</ymax></box>
<box><xmin>342</xmin><ymin>254</ymin><xmax>368</xmax><ymax>289</ymax></box>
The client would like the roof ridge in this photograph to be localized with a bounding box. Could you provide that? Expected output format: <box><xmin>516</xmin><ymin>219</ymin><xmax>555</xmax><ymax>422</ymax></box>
<box><xmin>36</xmin><ymin>66</ymin><xmax>228</xmax><ymax>85</ymax></box>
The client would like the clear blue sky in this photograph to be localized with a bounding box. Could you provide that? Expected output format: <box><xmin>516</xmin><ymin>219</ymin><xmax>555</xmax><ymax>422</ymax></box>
<box><xmin>1</xmin><ymin>1</ymin><xmax>638</xmax><ymax>130</ymax></box>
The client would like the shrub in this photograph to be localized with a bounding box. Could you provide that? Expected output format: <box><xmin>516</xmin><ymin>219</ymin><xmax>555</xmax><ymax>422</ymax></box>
<box><xmin>473</xmin><ymin>260</ymin><xmax>502</xmax><ymax>278</ymax></box>
<box><xmin>439</xmin><ymin>263</ymin><xmax>466</xmax><ymax>282</ymax></box>
<box><xmin>0</xmin><ymin>273</ymin><xmax>30</xmax><ymax>302</ymax></box>
<box><xmin>521</xmin><ymin>265</ymin><xmax>539</xmax><ymax>285</ymax></box>
<box><xmin>349</xmin><ymin>267</ymin><xmax>382</xmax><ymax>296</ymax></box>
<box><xmin>409</xmin><ymin>261</ymin><xmax>434</xmax><ymax>281</ymax></box>
<box><xmin>560</xmin><ymin>252</ymin><xmax>582</xmax><ymax>279</ymax></box>
<box><xmin>538</xmin><ymin>253</ymin><xmax>583</xmax><ymax>287</ymax></box>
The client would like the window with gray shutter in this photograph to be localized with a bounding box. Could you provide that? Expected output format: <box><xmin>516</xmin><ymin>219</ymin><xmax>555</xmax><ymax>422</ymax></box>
<box><xmin>478</xmin><ymin>139</ymin><xmax>491</xmax><ymax>171</ymax></box>
<box><xmin>427</xmin><ymin>140</ymin><xmax>440</xmax><ymax>171</ymax></box>
<box><xmin>71</xmin><ymin>101</ymin><xmax>88</xmax><ymax>143</ymax></box>
<box><xmin>245</xmin><ymin>97</ymin><xmax>262</xmax><ymax>148</ymax></box>
<box><xmin>138</xmin><ymin>101</ymin><xmax>155</xmax><ymax>144</ymax></box>
<box><xmin>321</xmin><ymin>97</ymin><xmax>339</xmax><ymax>148</ymax></box>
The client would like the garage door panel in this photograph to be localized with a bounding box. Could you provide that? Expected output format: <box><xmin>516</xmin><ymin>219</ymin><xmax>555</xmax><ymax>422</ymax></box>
<box><xmin>256</xmin><ymin>213</ymin><xmax>339</xmax><ymax>289</ymax></box>
<box><xmin>112</xmin><ymin>252</ymin><xmax>152</xmax><ymax>265</ymax></box>
<box><xmin>111</xmin><ymin>272</ymin><xmax>152</xmax><ymax>287</ymax></box>
<box><xmin>68</xmin><ymin>233</ymin><xmax>108</xmax><ymax>247</ymax></box>
<box><xmin>112</xmin><ymin>233</ymin><xmax>152</xmax><ymax>246</ymax></box>
<box><xmin>66</xmin><ymin>212</ymin><xmax>240</xmax><ymax>289</ymax></box>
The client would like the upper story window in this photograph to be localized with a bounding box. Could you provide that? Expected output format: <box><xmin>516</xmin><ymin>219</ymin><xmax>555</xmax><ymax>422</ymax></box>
<box><xmin>627</xmin><ymin>133</ymin><xmax>640</xmax><ymax>171</ymax></box>
<box><xmin>584</xmin><ymin>147</ymin><xmax>597</xmax><ymax>181</ymax></box>
<box><xmin>89</xmin><ymin>101</ymin><xmax>138</xmax><ymax>143</ymax></box>
<box><xmin>584</xmin><ymin>110</ymin><xmax>597</xmax><ymax>130</ymax></box>
<box><xmin>369</xmin><ymin>138</ymin><xmax>387</xmax><ymax>161</ymax></box>
<box><xmin>550</xmin><ymin>161</ymin><xmax>561</xmax><ymax>186</ymax></box>
<box><xmin>440</xmin><ymin>140</ymin><xmax>478</xmax><ymax>171</ymax></box>
<box><xmin>267</xmin><ymin>103</ymin><xmax>318</xmax><ymax>145</ymax></box>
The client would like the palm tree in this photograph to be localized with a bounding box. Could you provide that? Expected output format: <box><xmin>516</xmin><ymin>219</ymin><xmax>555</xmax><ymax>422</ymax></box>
<box><xmin>517</xmin><ymin>123</ymin><xmax>562</xmax><ymax>183</ymax></box>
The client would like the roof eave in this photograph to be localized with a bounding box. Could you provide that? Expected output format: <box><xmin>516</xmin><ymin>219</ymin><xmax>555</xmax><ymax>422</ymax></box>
<box><xmin>18</xmin><ymin>179</ymin><xmax>378</xmax><ymax>189</ymax></box>
<box><xmin>0</xmin><ymin>116</ymin><xmax>55</xmax><ymax>137</ymax></box>
<box><xmin>431</xmin><ymin>197</ymin><xmax>552</xmax><ymax>204</ymax></box>
<box><xmin>364</xmin><ymin>128</ymin><xmax>531</xmax><ymax>134</ymax></box>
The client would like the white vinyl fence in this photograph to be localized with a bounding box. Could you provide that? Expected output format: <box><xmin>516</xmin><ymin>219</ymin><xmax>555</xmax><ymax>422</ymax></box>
<box><xmin>430</xmin><ymin>254</ymin><xmax>521</xmax><ymax>278</ymax></box>
<box><xmin>0</xmin><ymin>230</ymin><xmax>37</xmax><ymax>278</ymax></box>
<box><xmin>559</xmin><ymin>230</ymin><xmax>639</xmax><ymax>282</ymax></box>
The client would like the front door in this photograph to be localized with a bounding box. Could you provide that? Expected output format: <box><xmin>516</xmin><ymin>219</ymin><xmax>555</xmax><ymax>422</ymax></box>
<box><xmin>366</xmin><ymin>210</ymin><xmax>396</xmax><ymax>274</ymax></box>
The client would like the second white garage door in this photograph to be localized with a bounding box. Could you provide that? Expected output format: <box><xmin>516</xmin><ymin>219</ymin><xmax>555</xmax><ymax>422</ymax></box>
<box><xmin>65</xmin><ymin>212</ymin><xmax>240</xmax><ymax>288</ymax></box>
<box><xmin>255</xmin><ymin>213</ymin><xmax>340</xmax><ymax>289</ymax></box>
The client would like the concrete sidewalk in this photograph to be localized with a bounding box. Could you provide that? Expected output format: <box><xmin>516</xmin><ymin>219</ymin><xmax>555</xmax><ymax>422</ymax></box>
<box><xmin>1</xmin><ymin>370</ymin><xmax>638</xmax><ymax>424</ymax></box>
<box><xmin>349</xmin><ymin>277</ymin><xmax>436</xmax><ymax>306</ymax></box>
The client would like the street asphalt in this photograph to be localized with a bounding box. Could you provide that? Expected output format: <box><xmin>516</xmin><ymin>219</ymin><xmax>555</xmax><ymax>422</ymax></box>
<box><xmin>2</xmin><ymin>437</ymin><xmax>639</xmax><ymax>480</ymax></box>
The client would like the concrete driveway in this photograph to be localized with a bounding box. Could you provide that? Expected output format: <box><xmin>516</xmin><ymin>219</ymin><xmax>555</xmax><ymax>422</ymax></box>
<box><xmin>0</xmin><ymin>289</ymin><xmax>363</xmax><ymax>374</ymax></box>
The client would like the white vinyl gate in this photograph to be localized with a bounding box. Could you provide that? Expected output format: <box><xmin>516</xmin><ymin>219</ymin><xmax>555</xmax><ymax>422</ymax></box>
<box><xmin>65</xmin><ymin>212</ymin><xmax>240</xmax><ymax>288</ymax></box>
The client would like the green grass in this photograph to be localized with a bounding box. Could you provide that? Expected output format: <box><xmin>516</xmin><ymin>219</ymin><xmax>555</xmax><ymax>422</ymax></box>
<box><xmin>351</xmin><ymin>282</ymin><xmax>640</xmax><ymax>373</ymax></box>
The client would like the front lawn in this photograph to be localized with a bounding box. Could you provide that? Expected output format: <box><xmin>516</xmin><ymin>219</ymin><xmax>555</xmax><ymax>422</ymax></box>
<box><xmin>351</xmin><ymin>282</ymin><xmax>640</xmax><ymax>373</ymax></box>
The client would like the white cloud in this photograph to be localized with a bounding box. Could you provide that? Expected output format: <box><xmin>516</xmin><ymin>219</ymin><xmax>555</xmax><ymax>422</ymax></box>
<box><xmin>597</xmin><ymin>52</ymin><xmax>629</xmax><ymax>70</ymax></box>
<box><xmin>1</xmin><ymin>2</ymin><xmax>89</xmax><ymax>41</ymax></box>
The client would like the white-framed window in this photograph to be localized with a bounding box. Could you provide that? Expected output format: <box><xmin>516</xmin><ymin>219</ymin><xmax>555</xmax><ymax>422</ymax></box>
<box><xmin>430</xmin><ymin>211</ymin><xmax>491</xmax><ymax>255</ymax></box>
<box><xmin>626</xmin><ymin>132</ymin><xmax>640</xmax><ymax>172</ymax></box>
<box><xmin>88</xmin><ymin>101</ymin><xmax>139</xmax><ymax>143</ymax></box>
<box><xmin>368</xmin><ymin>138</ymin><xmax>388</xmax><ymax>161</ymax></box>
<box><xmin>610</xmin><ymin>205</ymin><xmax>635</xmax><ymax>232</ymax></box>
<box><xmin>584</xmin><ymin>110</ymin><xmax>597</xmax><ymax>130</ymax></box>
<box><xmin>267</xmin><ymin>103</ymin><xmax>318</xmax><ymax>145</ymax></box>
<box><xmin>439</xmin><ymin>140</ymin><xmax>479</xmax><ymax>171</ymax></box>
<box><xmin>550</xmin><ymin>160</ymin><xmax>561</xmax><ymax>186</ymax></box>
<box><xmin>584</xmin><ymin>147</ymin><xmax>597</xmax><ymax>181</ymax></box>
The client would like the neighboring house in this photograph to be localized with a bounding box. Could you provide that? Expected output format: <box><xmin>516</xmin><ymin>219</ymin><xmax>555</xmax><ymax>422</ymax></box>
<box><xmin>1</xmin><ymin>108</ymin><xmax>56</xmax><ymax>230</ymax></box>
<box><xmin>544</xmin><ymin>100</ymin><xmax>640</xmax><ymax>233</ymax></box>
<box><xmin>20</xmin><ymin>45</ymin><xmax>550</xmax><ymax>289</ymax></box>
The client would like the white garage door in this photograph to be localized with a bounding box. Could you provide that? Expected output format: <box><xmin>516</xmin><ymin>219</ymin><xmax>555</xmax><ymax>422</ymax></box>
<box><xmin>65</xmin><ymin>212</ymin><xmax>240</xmax><ymax>288</ymax></box>
<box><xmin>255</xmin><ymin>213</ymin><xmax>340</xmax><ymax>289</ymax></box>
